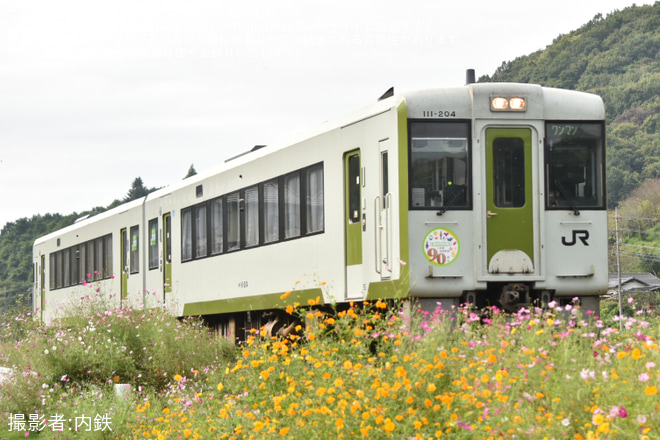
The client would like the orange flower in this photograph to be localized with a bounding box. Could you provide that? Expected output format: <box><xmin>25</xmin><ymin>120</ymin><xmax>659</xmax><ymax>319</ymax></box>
<box><xmin>280</xmin><ymin>291</ymin><xmax>291</xmax><ymax>300</ymax></box>
<box><xmin>645</xmin><ymin>385</ymin><xmax>658</xmax><ymax>396</ymax></box>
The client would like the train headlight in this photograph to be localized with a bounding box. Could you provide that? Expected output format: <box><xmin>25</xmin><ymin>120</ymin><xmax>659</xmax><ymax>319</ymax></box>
<box><xmin>491</xmin><ymin>97</ymin><xmax>509</xmax><ymax>110</ymax></box>
<box><xmin>490</xmin><ymin>96</ymin><xmax>527</xmax><ymax>112</ymax></box>
<box><xmin>509</xmin><ymin>97</ymin><xmax>526</xmax><ymax>110</ymax></box>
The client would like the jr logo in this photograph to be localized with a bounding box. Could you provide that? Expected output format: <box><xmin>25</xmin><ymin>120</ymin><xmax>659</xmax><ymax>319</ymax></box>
<box><xmin>562</xmin><ymin>230</ymin><xmax>589</xmax><ymax>246</ymax></box>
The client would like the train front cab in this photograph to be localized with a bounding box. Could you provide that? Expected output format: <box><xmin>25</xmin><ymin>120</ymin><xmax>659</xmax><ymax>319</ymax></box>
<box><xmin>406</xmin><ymin>84</ymin><xmax>608</xmax><ymax>315</ymax></box>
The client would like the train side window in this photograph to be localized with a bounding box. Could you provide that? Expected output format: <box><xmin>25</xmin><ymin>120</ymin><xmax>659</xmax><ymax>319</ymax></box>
<box><xmin>55</xmin><ymin>252</ymin><xmax>63</xmax><ymax>289</ymax></box>
<box><xmin>182</xmin><ymin>209</ymin><xmax>193</xmax><ymax>261</ymax></box>
<box><xmin>306</xmin><ymin>164</ymin><xmax>324</xmax><ymax>233</ymax></box>
<box><xmin>63</xmin><ymin>249</ymin><xmax>70</xmax><ymax>287</ymax></box>
<box><xmin>227</xmin><ymin>192</ymin><xmax>241</xmax><ymax>251</ymax></box>
<box><xmin>71</xmin><ymin>245</ymin><xmax>80</xmax><ymax>285</ymax></box>
<box><xmin>130</xmin><ymin>225</ymin><xmax>140</xmax><ymax>274</ymax></box>
<box><xmin>194</xmin><ymin>204</ymin><xmax>208</xmax><ymax>258</ymax></box>
<box><xmin>263</xmin><ymin>179</ymin><xmax>279</xmax><ymax>243</ymax></box>
<box><xmin>545</xmin><ymin>122</ymin><xmax>605</xmax><ymax>209</ymax></box>
<box><xmin>244</xmin><ymin>186</ymin><xmax>259</xmax><ymax>247</ymax></box>
<box><xmin>409</xmin><ymin>121</ymin><xmax>471</xmax><ymax>209</ymax></box>
<box><xmin>86</xmin><ymin>241</ymin><xmax>95</xmax><ymax>280</ymax></box>
<box><xmin>104</xmin><ymin>235</ymin><xmax>113</xmax><ymax>277</ymax></box>
<box><xmin>79</xmin><ymin>244</ymin><xmax>86</xmax><ymax>283</ymax></box>
<box><xmin>284</xmin><ymin>172</ymin><xmax>301</xmax><ymax>238</ymax></box>
<box><xmin>95</xmin><ymin>237</ymin><xmax>104</xmax><ymax>278</ymax></box>
<box><xmin>211</xmin><ymin>198</ymin><xmax>224</xmax><ymax>254</ymax></box>
<box><xmin>149</xmin><ymin>218</ymin><xmax>159</xmax><ymax>270</ymax></box>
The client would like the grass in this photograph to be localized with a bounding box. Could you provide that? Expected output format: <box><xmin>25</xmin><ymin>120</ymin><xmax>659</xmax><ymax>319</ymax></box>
<box><xmin>1</xmin><ymin>290</ymin><xmax>659</xmax><ymax>439</ymax></box>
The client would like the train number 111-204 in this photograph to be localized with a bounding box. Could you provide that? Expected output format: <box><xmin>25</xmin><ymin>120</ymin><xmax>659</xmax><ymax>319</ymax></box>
<box><xmin>422</xmin><ymin>110</ymin><xmax>456</xmax><ymax>118</ymax></box>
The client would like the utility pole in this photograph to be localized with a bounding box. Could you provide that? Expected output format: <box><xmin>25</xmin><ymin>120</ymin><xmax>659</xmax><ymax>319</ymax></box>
<box><xmin>615</xmin><ymin>207</ymin><xmax>623</xmax><ymax>332</ymax></box>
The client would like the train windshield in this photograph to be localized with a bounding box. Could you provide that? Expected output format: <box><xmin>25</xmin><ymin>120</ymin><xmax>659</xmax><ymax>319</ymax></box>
<box><xmin>409</xmin><ymin>121</ymin><xmax>470</xmax><ymax>209</ymax></box>
<box><xmin>545</xmin><ymin>122</ymin><xmax>605</xmax><ymax>210</ymax></box>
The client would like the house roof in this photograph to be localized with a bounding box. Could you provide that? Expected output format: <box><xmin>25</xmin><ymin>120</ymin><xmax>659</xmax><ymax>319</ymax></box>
<box><xmin>608</xmin><ymin>273</ymin><xmax>660</xmax><ymax>289</ymax></box>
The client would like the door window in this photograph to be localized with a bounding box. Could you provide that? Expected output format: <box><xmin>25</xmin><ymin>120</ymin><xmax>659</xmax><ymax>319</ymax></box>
<box><xmin>493</xmin><ymin>138</ymin><xmax>526</xmax><ymax>208</ymax></box>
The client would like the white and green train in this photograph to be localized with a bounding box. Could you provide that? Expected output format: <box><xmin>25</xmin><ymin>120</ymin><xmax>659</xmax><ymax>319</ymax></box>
<box><xmin>33</xmin><ymin>73</ymin><xmax>608</xmax><ymax>339</ymax></box>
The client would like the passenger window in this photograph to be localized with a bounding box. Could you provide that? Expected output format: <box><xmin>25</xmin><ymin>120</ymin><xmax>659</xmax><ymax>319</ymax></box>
<box><xmin>130</xmin><ymin>225</ymin><xmax>139</xmax><ymax>274</ymax></box>
<box><xmin>195</xmin><ymin>205</ymin><xmax>207</xmax><ymax>258</ymax></box>
<box><xmin>211</xmin><ymin>198</ymin><xmax>223</xmax><ymax>254</ymax></box>
<box><xmin>181</xmin><ymin>209</ymin><xmax>193</xmax><ymax>261</ymax></box>
<box><xmin>63</xmin><ymin>249</ymin><xmax>70</xmax><ymax>287</ymax></box>
<box><xmin>244</xmin><ymin>186</ymin><xmax>259</xmax><ymax>247</ymax></box>
<box><xmin>95</xmin><ymin>237</ymin><xmax>104</xmax><ymax>277</ymax></box>
<box><xmin>409</xmin><ymin>121</ymin><xmax>470</xmax><ymax>209</ymax></box>
<box><xmin>227</xmin><ymin>192</ymin><xmax>240</xmax><ymax>251</ymax></box>
<box><xmin>263</xmin><ymin>180</ymin><xmax>279</xmax><ymax>243</ymax></box>
<box><xmin>87</xmin><ymin>241</ymin><xmax>95</xmax><ymax>279</ymax></box>
<box><xmin>104</xmin><ymin>235</ymin><xmax>112</xmax><ymax>278</ymax></box>
<box><xmin>306</xmin><ymin>164</ymin><xmax>324</xmax><ymax>233</ymax></box>
<box><xmin>149</xmin><ymin>218</ymin><xmax>159</xmax><ymax>270</ymax></box>
<box><xmin>284</xmin><ymin>173</ymin><xmax>301</xmax><ymax>238</ymax></box>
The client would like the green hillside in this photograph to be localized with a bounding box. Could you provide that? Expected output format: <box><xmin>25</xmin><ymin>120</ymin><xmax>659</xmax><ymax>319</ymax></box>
<box><xmin>480</xmin><ymin>2</ymin><xmax>660</xmax><ymax>207</ymax></box>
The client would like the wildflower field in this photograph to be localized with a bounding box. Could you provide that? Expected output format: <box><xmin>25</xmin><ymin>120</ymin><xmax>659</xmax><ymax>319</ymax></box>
<box><xmin>0</xmin><ymin>293</ymin><xmax>659</xmax><ymax>440</ymax></box>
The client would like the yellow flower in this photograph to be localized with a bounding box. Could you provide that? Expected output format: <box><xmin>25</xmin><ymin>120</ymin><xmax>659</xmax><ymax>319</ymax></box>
<box><xmin>632</xmin><ymin>348</ymin><xmax>642</xmax><ymax>360</ymax></box>
<box><xmin>335</xmin><ymin>417</ymin><xmax>344</xmax><ymax>430</ymax></box>
<box><xmin>217</xmin><ymin>383</ymin><xmax>224</xmax><ymax>392</ymax></box>
<box><xmin>174</xmin><ymin>374</ymin><xmax>182</xmax><ymax>382</ymax></box>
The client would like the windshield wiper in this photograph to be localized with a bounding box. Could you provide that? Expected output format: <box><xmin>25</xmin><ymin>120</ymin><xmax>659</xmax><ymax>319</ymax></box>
<box><xmin>436</xmin><ymin>187</ymin><xmax>464</xmax><ymax>216</ymax></box>
<box><xmin>554</xmin><ymin>180</ymin><xmax>580</xmax><ymax>216</ymax></box>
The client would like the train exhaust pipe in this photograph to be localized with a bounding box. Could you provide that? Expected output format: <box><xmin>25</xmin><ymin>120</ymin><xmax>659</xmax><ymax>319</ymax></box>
<box><xmin>465</xmin><ymin>69</ymin><xmax>476</xmax><ymax>85</ymax></box>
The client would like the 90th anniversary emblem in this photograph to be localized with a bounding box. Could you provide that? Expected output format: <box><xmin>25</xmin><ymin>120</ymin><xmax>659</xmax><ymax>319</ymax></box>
<box><xmin>423</xmin><ymin>228</ymin><xmax>460</xmax><ymax>266</ymax></box>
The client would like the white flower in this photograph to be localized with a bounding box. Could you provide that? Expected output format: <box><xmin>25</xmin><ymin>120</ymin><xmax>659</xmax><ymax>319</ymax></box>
<box><xmin>44</xmin><ymin>349</ymin><xmax>49</xmax><ymax>355</ymax></box>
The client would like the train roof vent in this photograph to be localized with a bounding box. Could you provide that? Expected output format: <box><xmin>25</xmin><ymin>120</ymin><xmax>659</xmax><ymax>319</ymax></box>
<box><xmin>225</xmin><ymin>145</ymin><xmax>268</xmax><ymax>163</ymax></box>
<box><xmin>378</xmin><ymin>87</ymin><xmax>394</xmax><ymax>101</ymax></box>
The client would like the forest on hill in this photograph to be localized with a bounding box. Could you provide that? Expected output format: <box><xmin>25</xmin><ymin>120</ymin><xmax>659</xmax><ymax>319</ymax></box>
<box><xmin>479</xmin><ymin>2</ymin><xmax>659</xmax><ymax>207</ymax></box>
<box><xmin>1</xmin><ymin>3</ymin><xmax>659</xmax><ymax>312</ymax></box>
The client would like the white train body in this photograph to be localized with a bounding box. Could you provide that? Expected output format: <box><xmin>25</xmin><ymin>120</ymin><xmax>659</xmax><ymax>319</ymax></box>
<box><xmin>33</xmin><ymin>81</ymin><xmax>607</xmax><ymax>333</ymax></box>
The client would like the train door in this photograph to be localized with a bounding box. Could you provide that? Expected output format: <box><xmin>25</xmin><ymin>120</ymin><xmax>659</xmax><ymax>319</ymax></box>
<box><xmin>344</xmin><ymin>150</ymin><xmax>363</xmax><ymax>298</ymax></box>
<box><xmin>485</xmin><ymin>128</ymin><xmax>535</xmax><ymax>273</ymax></box>
<box><xmin>376</xmin><ymin>139</ymin><xmax>392</xmax><ymax>279</ymax></box>
<box><xmin>120</xmin><ymin>228</ymin><xmax>128</xmax><ymax>302</ymax></box>
<box><xmin>162</xmin><ymin>213</ymin><xmax>172</xmax><ymax>301</ymax></box>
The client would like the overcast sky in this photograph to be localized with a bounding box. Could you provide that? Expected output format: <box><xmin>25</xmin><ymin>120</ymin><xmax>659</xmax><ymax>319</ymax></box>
<box><xmin>0</xmin><ymin>0</ymin><xmax>651</xmax><ymax>232</ymax></box>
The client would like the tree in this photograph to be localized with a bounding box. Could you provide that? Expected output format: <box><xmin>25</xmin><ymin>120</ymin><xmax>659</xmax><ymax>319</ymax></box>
<box><xmin>184</xmin><ymin>164</ymin><xmax>197</xmax><ymax>179</ymax></box>
<box><xmin>124</xmin><ymin>177</ymin><xmax>151</xmax><ymax>202</ymax></box>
